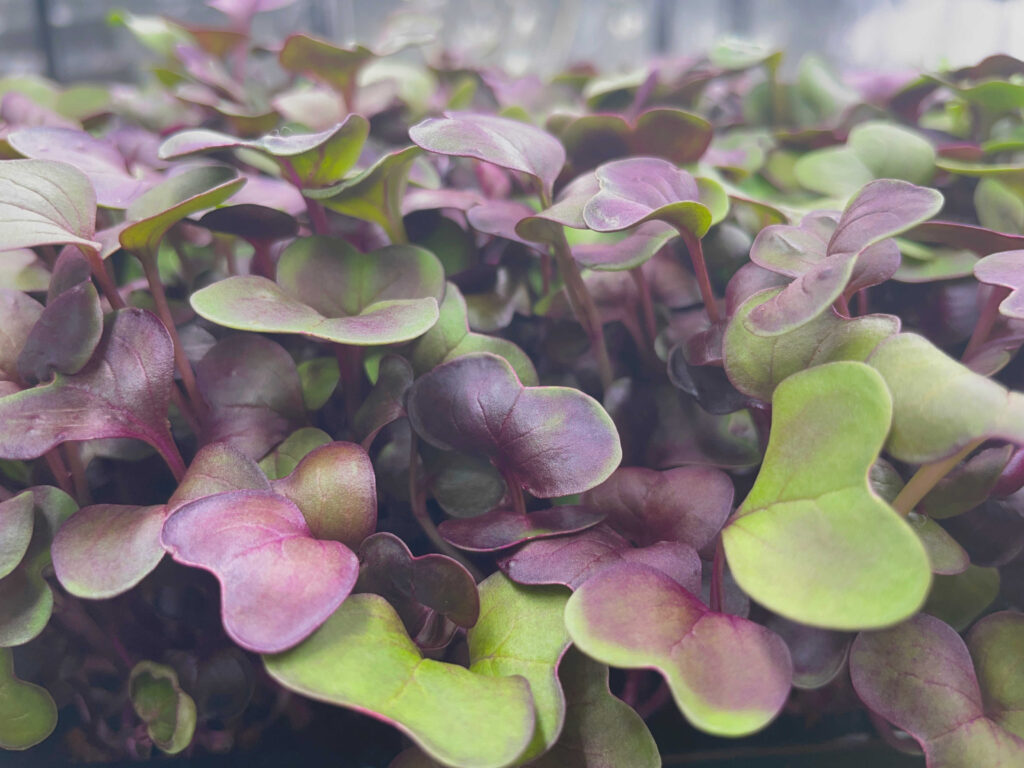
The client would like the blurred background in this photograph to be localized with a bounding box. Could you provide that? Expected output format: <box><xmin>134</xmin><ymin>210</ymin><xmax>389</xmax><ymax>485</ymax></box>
<box><xmin>7</xmin><ymin>0</ymin><xmax>1024</xmax><ymax>84</ymax></box>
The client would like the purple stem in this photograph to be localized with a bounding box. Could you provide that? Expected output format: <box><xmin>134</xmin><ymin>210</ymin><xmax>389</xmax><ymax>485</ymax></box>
<box><xmin>994</xmin><ymin>447</ymin><xmax>1024</xmax><ymax>497</ymax></box>
<box><xmin>710</xmin><ymin>537</ymin><xmax>725</xmax><ymax>613</ymax></box>
<box><xmin>636</xmin><ymin>680</ymin><xmax>671</xmax><ymax>720</ymax></box>
<box><xmin>963</xmin><ymin>285</ymin><xmax>1011</xmax><ymax>361</ymax></box>
<box><xmin>678</xmin><ymin>229</ymin><xmax>720</xmax><ymax>325</ymax></box>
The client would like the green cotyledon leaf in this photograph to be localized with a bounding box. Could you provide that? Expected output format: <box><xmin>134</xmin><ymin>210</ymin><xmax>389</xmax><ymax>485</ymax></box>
<box><xmin>722</xmin><ymin>361</ymin><xmax>932</xmax><ymax>630</ymax></box>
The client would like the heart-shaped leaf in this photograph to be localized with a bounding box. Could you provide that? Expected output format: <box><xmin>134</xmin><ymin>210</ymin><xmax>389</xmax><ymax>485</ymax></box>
<box><xmin>722</xmin><ymin>361</ymin><xmax>932</xmax><ymax>629</ymax></box>
<box><xmin>52</xmin><ymin>504</ymin><xmax>166</xmax><ymax>599</ymax></box>
<box><xmin>120</xmin><ymin>166</ymin><xmax>244</xmax><ymax>255</ymax></box>
<box><xmin>0</xmin><ymin>492</ymin><xmax>34</xmax><ymax>580</ymax></box>
<box><xmin>197</xmin><ymin>204</ymin><xmax>298</xmax><ymax>242</ymax></box>
<box><xmin>129</xmin><ymin>661</ymin><xmax>196</xmax><ymax>755</ymax></box>
<box><xmin>258</xmin><ymin>427</ymin><xmax>332</xmax><ymax>480</ymax></box>
<box><xmin>499</xmin><ymin>525</ymin><xmax>701</xmax><ymax>594</ymax></box>
<box><xmin>357</xmin><ymin>532</ymin><xmax>478</xmax><ymax>650</ymax></box>
<box><xmin>556</xmin><ymin>108</ymin><xmax>712</xmax><ymax>178</ymax></box>
<box><xmin>407</xmin><ymin>353</ymin><xmax>621</xmax><ymax>498</ymax></box>
<box><xmin>0</xmin><ymin>648</ymin><xmax>57</xmax><ymax>750</ymax></box>
<box><xmin>439</xmin><ymin>506</ymin><xmax>605</xmax><ymax>553</ymax></box>
<box><xmin>530</xmin><ymin>648</ymin><xmax>659</xmax><ymax>768</ymax></box>
<box><xmin>195</xmin><ymin>334</ymin><xmax>306</xmax><ymax>460</ymax></box>
<box><xmin>0</xmin><ymin>309</ymin><xmax>183</xmax><ymax>479</ymax></box>
<box><xmin>304</xmin><ymin>146</ymin><xmax>420</xmax><ymax>243</ymax></box>
<box><xmin>8</xmin><ymin>127</ymin><xmax>152</xmax><ymax>208</ymax></box>
<box><xmin>868</xmin><ymin>333</ymin><xmax>1024</xmax><ymax>464</ymax></box>
<box><xmin>565</xmin><ymin>563</ymin><xmax>792</xmax><ymax>737</ymax></box>
<box><xmin>724</xmin><ymin>287</ymin><xmax>900</xmax><ymax>402</ymax></box>
<box><xmin>161</xmin><ymin>490</ymin><xmax>359</xmax><ymax>653</ymax></box>
<box><xmin>766</xmin><ymin>616</ymin><xmax>851</xmax><ymax>691</ymax></box>
<box><xmin>271</xmin><ymin>442</ymin><xmax>376</xmax><ymax>549</ymax></box>
<box><xmin>17</xmin><ymin>280</ymin><xmax>103</xmax><ymax>385</ymax></box>
<box><xmin>410</xmin><ymin>113</ymin><xmax>565</xmax><ymax>200</ymax></box>
<box><xmin>191</xmin><ymin>236</ymin><xmax>443</xmax><ymax>346</ymax></box>
<box><xmin>159</xmin><ymin>117</ymin><xmax>370</xmax><ymax>189</ymax></box>
<box><xmin>0</xmin><ymin>487</ymin><xmax>77</xmax><ymax>647</ymax></box>
<box><xmin>169</xmin><ymin>441</ymin><xmax>273</xmax><ymax>512</ymax></box>
<box><xmin>745</xmin><ymin>180</ymin><xmax>943</xmax><ymax>336</ymax></box>
<box><xmin>468</xmin><ymin>573</ymin><xmax>571</xmax><ymax>763</ymax></box>
<box><xmin>850</xmin><ymin>612</ymin><xmax>1024</xmax><ymax>767</ymax></box>
<box><xmin>968</xmin><ymin>611</ymin><xmax>1024</xmax><ymax>738</ymax></box>
<box><xmin>582</xmin><ymin>158</ymin><xmax>712</xmax><ymax>237</ymax></box>
<box><xmin>975</xmin><ymin>250</ymin><xmax>1024</xmax><ymax>320</ymax></box>
<box><xmin>0</xmin><ymin>159</ymin><xmax>101</xmax><ymax>253</ymax></box>
<box><xmin>581</xmin><ymin>466</ymin><xmax>734</xmax><ymax>552</ymax></box>
<box><xmin>411</xmin><ymin>283</ymin><xmax>537</xmax><ymax>385</ymax></box>
<box><xmin>278</xmin><ymin>34</ymin><xmax>374</xmax><ymax>101</ymax></box>
<box><xmin>264</xmin><ymin>593</ymin><xmax>535</xmax><ymax>768</ymax></box>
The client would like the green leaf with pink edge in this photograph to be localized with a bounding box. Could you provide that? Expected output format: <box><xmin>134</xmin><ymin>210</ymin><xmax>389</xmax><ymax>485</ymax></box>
<box><xmin>258</xmin><ymin>427</ymin><xmax>332</xmax><ymax>480</ymax></box>
<box><xmin>129</xmin><ymin>661</ymin><xmax>196</xmax><ymax>755</ymax></box>
<box><xmin>975</xmin><ymin>250</ymin><xmax>1024</xmax><ymax>319</ymax></box>
<box><xmin>850</xmin><ymin>612</ymin><xmax>1024</xmax><ymax>768</ymax></box>
<box><xmin>968</xmin><ymin>611</ymin><xmax>1024</xmax><ymax>738</ymax></box>
<box><xmin>0</xmin><ymin>159</ymin><xmax>101</xmax><ymax>253</ymax></box>
<box><xmin>158</xmin><ymin>116</ymin><xmax>370</xmax><ymax>189</ymax></box>
<box><xmin>406</xmin><ymin>353</ymin><xmax>621</xmax><ymax>498</ymax></box>
<box><xmin>8</xmin><ymin>127</ymin><xmax>153</xmax><ymax>209</ymax></box>
<box><xmin>161</xmin><ymin>490</ymin><xmax>359</xmax><ymax>653</ymax></box>
<box><xmin>0</xmin><ymin>487</ymin><xmax>77</xmax><ymax>647</ymax></box>
<box><xmin>305</xmin><ymin>146</ymin><xmax>420</xmax><ymax>243</ymax></box>
<box><xmin>722</xmin><ymin>361</ymin><xmax>932</xmax><ymax>630</ymax></box>
<box><xmin>439</xmin><ymin>506</ymin><xmax>605</xmax><ymax>553</ymax></box>
<box><xmin>868</xmin><ymin>333</ymin><xmax>1024</xmax><ymax>464</ymax></box>
<box><xmin>264</xmin><ymin>593</ymin><xmax>536</xmax><ymax>768</ymax></box>
<box><xmin>410</xmin><ymin>112</ymin><xmax>565</xmax><ymax>201</ymax></box>
<box><xmin>52</xmin><ymin>504</ymin><xmax>165</xmax><ymax>599</ymax></box>
<box><xmin>120</xmin><ymin>166</ymin><xmax>244</xmax><ymax>256</ymax></box>
<box><xmin>195</xmin><ymin>334</ymin><xmax>306</xmax><ymax>461</ymax></box>
<box><xmin>581</xmin><ymin>465</ymin><xmax>734</xmax><ymax>552</ymax></box>
<box><xmin>468</xmin><ymin>573</ymin><xmax>571</xmax><ymax>763</ymax></box>
<box><xmin>564</xmin><ymin>563</ymin><xmax>793</xmax><ymax>737</ymax></box>
<box><xmin>271</xmin><ymin>441</ymin><xmax>376</xmax><ymax>549</ymax></box>
<box><xmin>530</xmin><ymin>647</ymin><xmax>659</xmax><ymax>768</ymax></box>
<box><xmin>190</xmin><ymin>236</ymin><xmax>443</xmax><ymax>346</ymax></box>
<box><xmin>0</xmin><ymin>309</ymin><xmax>184</xmax><ymax>479</ymax></box>
<box><xmin>724</xmin><ymin>287</ymin><xmax>900</xmax><ymax>402</ymax></box>
<box><xmin>498</xmin><ymin>524</ymin><xmax>701</xmax><ymax>594</ymax></box>
<box><xmin>411</xmin><ymin>283</ymin><xmax>537</xmax><ymax>386</ymax></box>
<box><xmin>582</xmin><ymin>157</ymin><xmax>714</xmax><ymax>237</ymax></box>
<box><xmin>0</xmin><ymin>492</ymin><xmax>34</xmax><ymax>580</ymax></box>
<box><xmin>744</xmin><ymin>180</ymin><xmax>943</xmax><ymax>337</ymax></box>
<box><xmin>356</xmin><ymin>532</ymin><xmax>479</xmax><ymax>651</ymax></box>
<box><xmin>0</xmin><ymin>648</ymin><xmax>57</xmax><ymax>750</ymax></box>
<box><xmin>278</xmin><ymin>34</ymin><xmax>374</xmax><ymax>100</ymax></box>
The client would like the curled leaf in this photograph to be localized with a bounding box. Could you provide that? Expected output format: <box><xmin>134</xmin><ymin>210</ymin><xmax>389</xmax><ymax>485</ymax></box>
<box><xmin>129</xmin><ymin>661</ymin><xmax>197</xmax><ymax>755</ymax></box>
<box><xmin>0</xmin><ymin>648</ymin><xmax>57</xmax><ymax>750</ymax></box>
<box><xmin>439</xmin><ymin>506</ymin><xmax>605</xmax><ymax>553</ymax></box>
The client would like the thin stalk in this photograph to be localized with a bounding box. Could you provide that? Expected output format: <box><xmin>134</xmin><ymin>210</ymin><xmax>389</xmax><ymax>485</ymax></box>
<box><xmin>631</xmin><ymin>265</ymin><xmax>658</xmax><ymax>346</ymax></box>
<box><xmin>834</xmin><ymin>293</ymin><xmax>851</xmax><ymax>317</ymax></box>
<box><xmin>334</xmin><ymin>343</ymin><xmax>364</xmax><ymax>424</ymax></box>
<box><xmin>710</xmin><ymin>537</ymin><xmax>725</xmax><ymax>613</ymax></box>
<box><xmin>62</xmin><ymin>443</ymin><xmax>92</xmax><ymax>507</ymax></box>
<box><xmin>84</xmin><ymin>246</ymin><xmax>126</xmax><ymax>310</ymax></box>
<box><xmin>169</xmin><ymin>385</ymin><xmax>201</xmax><ymax>438</ymax></box>
<box><xmin>251</xmin><ymin>239</ymin><xmax>275</xmax><ymax>280</ymax></box>
<box><xmin>44</xmin><ymin>449</ymin><xmax>74</xmax><ymax>497</ymax></box>
<box><xmin>53</xmin><ymin>593</ymin><xmax>132</xmax><ymax>671</ymax></box>
<box><xmin>857</xmin><ymin>288</ymin><xmax>870</xmax><ymax>316</ymax></box>
<box><xmin>408</xmin><ymin>435</ymin><xmax>484</xmax><ymax>581</ymax></box>
<box><xmin>892</xmin><ymin>439</ymin><xmax>985</xmax><ymax>517</ymax></box>
<box><xmin>994</xmin><ymin>447</ymin><xmax>1024</xmax><ymax>497</ymax></box>
<box><xmin>636</xmin><ymin>680</ymin><xmax>671</xmax><ymax>720</ymax></box>
<box><xmin>540</xmin><ymin>253</ymin><xmax>552</xmax><ymax>296</ymax></box>
<box><xmin>383</xmin><ymin>215</ymin><xmax>409</xmax><ymax>245</ymax></box>
<box><xmin>549</xmin><ymin>230</ymin><xmax>614</xmax><ymax>388</ymax></box>
<box><xmin>138</xmin><ymin>250</ymin><xmax>206</xmax><ymax>420</ymax></box>
<box><xmin>620</xmin><ymin>670</ymin><xmax>644</xmax><ymax>708</ymax></box>
<box><xmin>155</xmin><ymin>439</ymin><xmax>187</xmax><ymax>484</ymax></box>
<box><xmin>964</xmin><ymin>285</ymin><xmax>1010</xmax><ymax>361</ymax></box>
<box><xmin>677</xmin><ymin>229</ymin><xmax>720</xmax><ymax>325</ymax></box>
<box><xmin>305</xmin><ymin>198</ymin><xmax>331</xmax><ymax>237</ymax></box>
<box><xmin>500</xmin><ymin>468</ymin><xmax>527</xmax><ymax>519</ymax></box>
<box><xmin>539</xmin><ymin>187</ymin><xmax>613</xmax><ymax>388</ymax></box>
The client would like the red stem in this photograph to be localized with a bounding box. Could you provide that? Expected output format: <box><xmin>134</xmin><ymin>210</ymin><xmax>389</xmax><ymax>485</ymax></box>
<box><xmin>710</xmin><ymin>537</ymin><xmax>725</xmax><ymax>613</ymax></box>
<box><xmin>84</xmin><ymin>246</ymin><xmax>126</xmax><ymax>310</ymax></box>
<box><xmin>250</xmin><ymin>239</ymin><xmax>276</xmax><ymax>280</ymax></box>
<box><xmin>964</xmin><ymin>285</ymin><xmax>1011</xmax><ymax>361</ymax></box>
<box><xmin>636</xmin><ymin>680</ymin><xmax>671</xmax><ymax>720</ymax></box>
<box><xmin>501</xmin><ymin>468</ymin><xmax>527</xmax><ymax>518</ymax></box>
<box><xmin>62</xmin><ymin>443</ymin><xmax>92</xmax><ymax>507</ymax></box>
<box><xmin>630</xmin><ymin>265</ymin><xmax>658</xmax><ymax>346</ymax></box>
<box><xmin>856</xmin><ymin>288</ymin><xmax>870</xmax><ymax>316</ymax></box>
<box><xmin>993</xmin><ymin>447</ymin><xmax>1024</xmax><ymax>497</ymax></box>
<box><xmin>620</xmin><ymin>670</ymin><xmax>644</xmax><ymax>708</ymax></box>
<box><xmin>334</xmin><ymin>344</ymin><xmax>364</xmax><ymax>424</ymax></box>
<box><xmin>678</xmin><ymin>229</ymin><xmax>720</xmax><ymax>324</ymax></box>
